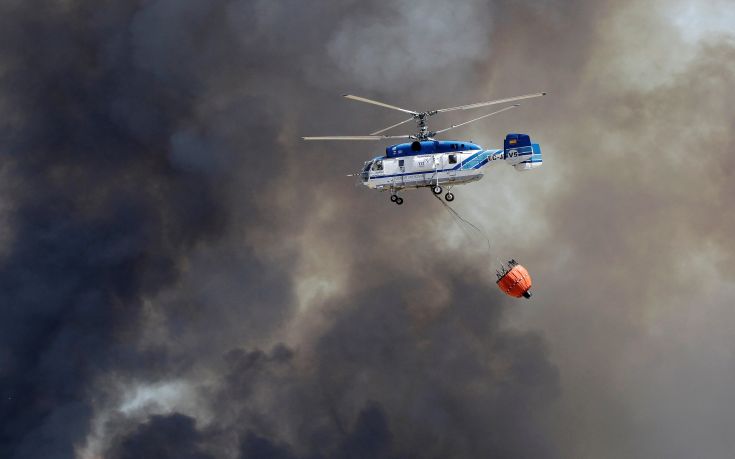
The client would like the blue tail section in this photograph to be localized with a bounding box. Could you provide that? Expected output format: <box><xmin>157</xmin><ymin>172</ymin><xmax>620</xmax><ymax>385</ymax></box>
<box><xmin>454</xmin><ymin>134</ymin><xmax>542</xmax><ymax>171</ymax></box>
<box><xmin>504</xmin><ymin>133</ymin><xmax>532</xmax><ymax>150</ymax></box>
<box><xmin>505</xmin><ymin>133</ymin><xmax>542</xmax><ymax>171</ymax></box>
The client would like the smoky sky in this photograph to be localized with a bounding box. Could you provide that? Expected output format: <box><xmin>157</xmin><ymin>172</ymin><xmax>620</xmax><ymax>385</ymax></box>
<box><xmin>1</xmin><ymin>0</ymin><xmax>735</xmax><ymax>458</ymax></box>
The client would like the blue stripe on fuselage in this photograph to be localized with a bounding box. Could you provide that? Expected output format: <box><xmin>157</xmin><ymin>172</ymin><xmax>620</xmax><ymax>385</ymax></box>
<box><xmin>368</xmin><ymin>167</ymin><xmax>472</xmax><ymax>180</ymax></box>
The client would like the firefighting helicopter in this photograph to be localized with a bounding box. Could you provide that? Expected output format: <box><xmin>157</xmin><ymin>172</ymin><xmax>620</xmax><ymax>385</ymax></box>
<box><xmin>303</xmin><ymin>92</ymin><xmax>546</xmax><ymax>205</ymax></box>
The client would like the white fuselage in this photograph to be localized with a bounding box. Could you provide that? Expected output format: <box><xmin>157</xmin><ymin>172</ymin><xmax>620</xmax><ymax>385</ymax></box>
<box><xmin>361</xmin><ymin>148</ymin><xmax>505</xmax><ymax>191</ymax></box>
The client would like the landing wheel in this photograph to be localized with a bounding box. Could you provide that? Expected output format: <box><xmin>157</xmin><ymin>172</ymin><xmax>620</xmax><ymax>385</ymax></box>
<box><xmin>390</xmin><ymin>194</ymin><xmax>398</xmax><ymax>202</ymax></box>
<box><xmin>432</xmin><ymin>185</ymin><xmax>443</xmax><ymax>195</ymax></box>
<box><xmin>445</xmin><ymin>192</ymin><xmax>454</xmax><ymax>202</ymax></box>
<box><xmin>395</xmin><ymin>197</ymin><xmax>404</xmax><ymax>205</ymax></box>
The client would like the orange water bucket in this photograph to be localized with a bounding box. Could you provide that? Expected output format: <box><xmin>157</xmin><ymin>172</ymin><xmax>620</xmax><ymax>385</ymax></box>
<box><xmin>497</xmin><ymin>264</ymin><xmax>532</xmax><ymax>299</ymax></box>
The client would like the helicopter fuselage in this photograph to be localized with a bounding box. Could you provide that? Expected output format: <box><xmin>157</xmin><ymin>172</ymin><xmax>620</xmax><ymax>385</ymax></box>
<box><xmin>360</xmin><ymin>137</ymin><xmax>541</xmax><ymax>194</ymax></box>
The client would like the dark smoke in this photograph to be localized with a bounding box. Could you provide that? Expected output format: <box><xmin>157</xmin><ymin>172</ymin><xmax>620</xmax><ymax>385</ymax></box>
<box><xmin>0</xmin><ymin>1</ymin><xmax>232</xmax><ymax>457</ymax></box>
<box><xmin>107</xmin><ymin>267</ymin><xmax>559</xmax><ymax>459</ymax></box>
<box><xmin>107</xmin><ymin>414</ymin><xmax>215</xmax><ymax>459</ymax></box>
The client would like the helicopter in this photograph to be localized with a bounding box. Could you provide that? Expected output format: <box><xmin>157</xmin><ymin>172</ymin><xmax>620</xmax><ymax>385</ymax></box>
<box><xmin>303</xmin><ymin>92</ymin><xmax>546</xmax><ymax>205</ymax></box>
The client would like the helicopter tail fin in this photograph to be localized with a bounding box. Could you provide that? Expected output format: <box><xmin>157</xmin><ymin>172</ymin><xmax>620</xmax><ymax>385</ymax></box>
<box><xmin>511</xmin><ymin>143</ymin><xmax>542</xmax><ymax>171</ymax></box>
<box><xmin>504</xmin><ymin>133</ymin><xmax>542</xmax><ymax>171</ymax></box>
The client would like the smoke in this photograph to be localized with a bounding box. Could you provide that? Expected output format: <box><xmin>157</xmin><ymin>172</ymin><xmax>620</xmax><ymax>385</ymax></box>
<box><xmin>327</xmin><ymin>0</ymin><xmax>494</xmax><ymax>91</ymax></box>
<box><xmin>105</xmin><ymin>264</ymin><xmax>559</xmax><ymax>459</ymax></box>
<box><xmin>0</xmin><ymin>1</ymin><xmax>236</xmax><ymax>456</ymax></box>
<box><xmin>106</xmin><ymin>414</ymin><xmax>215</xmax><ymax>459</ymax></box>
<box><xmin>2</xmin><ymin>0</ymin><xmax>735</xmax><ymax>458</ymax></box>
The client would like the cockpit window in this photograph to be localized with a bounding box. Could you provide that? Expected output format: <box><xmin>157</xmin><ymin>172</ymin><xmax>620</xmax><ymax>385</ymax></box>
<box><xmin>372</xmin><ymin>160</ymin><xmax>383</xmax><ymax>171</ymax></box>
<box><xmin>363</xmin><ymin>161</ymin><xmax>372</xmax><ymax>172</ymax></box>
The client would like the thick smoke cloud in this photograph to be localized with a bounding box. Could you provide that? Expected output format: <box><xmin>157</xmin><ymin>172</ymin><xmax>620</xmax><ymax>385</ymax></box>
<box><xmin>107</xmin><ymin>414</ymin><xmax>215</xmax><ymax>459</ymax></box>
<box><xmin>2</xmin><ymin>0</ymin><xmax>735</xmax><ymax>458</ymax></box>
<box><xmin>106</xmin><ymin>265</ymin><xmax>559</xmax><ymax>459</ymax></box>
<box><xmin>0</xmin><ymin>2</ymin><xmax>230</xmax><ymax>457</ymax></box>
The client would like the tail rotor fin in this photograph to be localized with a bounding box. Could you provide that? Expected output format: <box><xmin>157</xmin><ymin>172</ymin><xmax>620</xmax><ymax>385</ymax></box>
<box><xmin>503</xmin><ymin>133</ymin><xmax>543</xmax><ymax>171</ymax></box>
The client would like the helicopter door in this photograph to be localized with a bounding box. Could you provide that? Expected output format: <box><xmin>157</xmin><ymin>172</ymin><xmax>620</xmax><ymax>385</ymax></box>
<box><xmin>397</xmin><ymin>159</ymin><xmax>406</xmax><ymax>187</ymax></box>
<box><xmin>433</xmin><ymin>155</ymin><xmax>442</xmax><ymax>182</ymax></box>
<box><xmin>447</xmin><ymin>153</ymin><xmax>457</xmax><ymax>179</ymax></box>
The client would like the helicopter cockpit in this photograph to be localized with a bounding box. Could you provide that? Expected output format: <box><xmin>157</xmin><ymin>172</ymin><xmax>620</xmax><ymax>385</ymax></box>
<box><xmin>361</xmin><ymin>160</ymin><xmax>372</xmax><ymax>181</ymax></box>
<box><xmin>361</xmin><ymin>159</ymin><xmax>384</xmax><ymax>182</ymax></box>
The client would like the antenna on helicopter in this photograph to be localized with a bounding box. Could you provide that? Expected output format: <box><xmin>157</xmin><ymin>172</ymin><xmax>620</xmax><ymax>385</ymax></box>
<box><xmin>303</xmin><ymin>92</ymin><xmax>546</xmax><ymax>142</ymax></box>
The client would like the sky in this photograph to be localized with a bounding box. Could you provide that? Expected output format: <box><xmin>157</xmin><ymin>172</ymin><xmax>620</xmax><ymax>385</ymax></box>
<box><xmin>1</xmin><ymin>0</ymin><xmax>734</xmax><ymax>458</ymax></box>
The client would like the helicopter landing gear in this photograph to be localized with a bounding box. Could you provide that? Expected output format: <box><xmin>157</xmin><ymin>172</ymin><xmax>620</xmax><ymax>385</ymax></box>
<box><xmin>445</xmin><ymin>192</ymin><xmax>454</xmax><ymax>202</ymax></box>
<box><xmin>432</xmin><ymin>185</ymin><xmax>443</xmax><ymax>195</ymax></box>
<box><xmin>390</xmin><ymin>193</ymin><xmax>403</xmax><ymax>205</ymax></box>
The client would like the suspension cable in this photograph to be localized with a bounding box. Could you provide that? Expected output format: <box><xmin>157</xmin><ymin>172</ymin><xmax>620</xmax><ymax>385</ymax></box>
<box><xmin>432</xmin><ymin>193</ymin><xmax>502</xmax><ymax>266</ymax></box>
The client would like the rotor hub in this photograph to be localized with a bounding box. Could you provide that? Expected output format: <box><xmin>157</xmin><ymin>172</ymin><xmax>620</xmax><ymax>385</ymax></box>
<box><xmin>413</xmin><ymin>112</ymin><xmax>433</xmax><ymax>140</ymax></box>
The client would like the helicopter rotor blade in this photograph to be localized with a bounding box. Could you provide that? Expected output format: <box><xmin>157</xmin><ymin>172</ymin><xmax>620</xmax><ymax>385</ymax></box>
<box><xmin>369</xmin><ymin>117</ymin><xmax>415</xmax><ymax>135</ymax></box>
<box><xmin>302</xmin><ymin>135</ymin><xmax>413</xmax><ymax>141</ymax></box>
<box><xmin>432</xmin><ymin>92</ymin><xmax>546</xmax><ymax>114</ymax></box>
<box><xmin>303</xmin><ymin>136</ymin><xmax>384</xmax><ymax>141</ymax></box>
<box><xmin>343</xmin><ymin>94</ymin><xmax>418</xmax><ymax>115</ymax></box>
<box><xmin>431</xmin><ymin>105</ymin><xmax>520</xmax><ymax>136</ymax></box>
